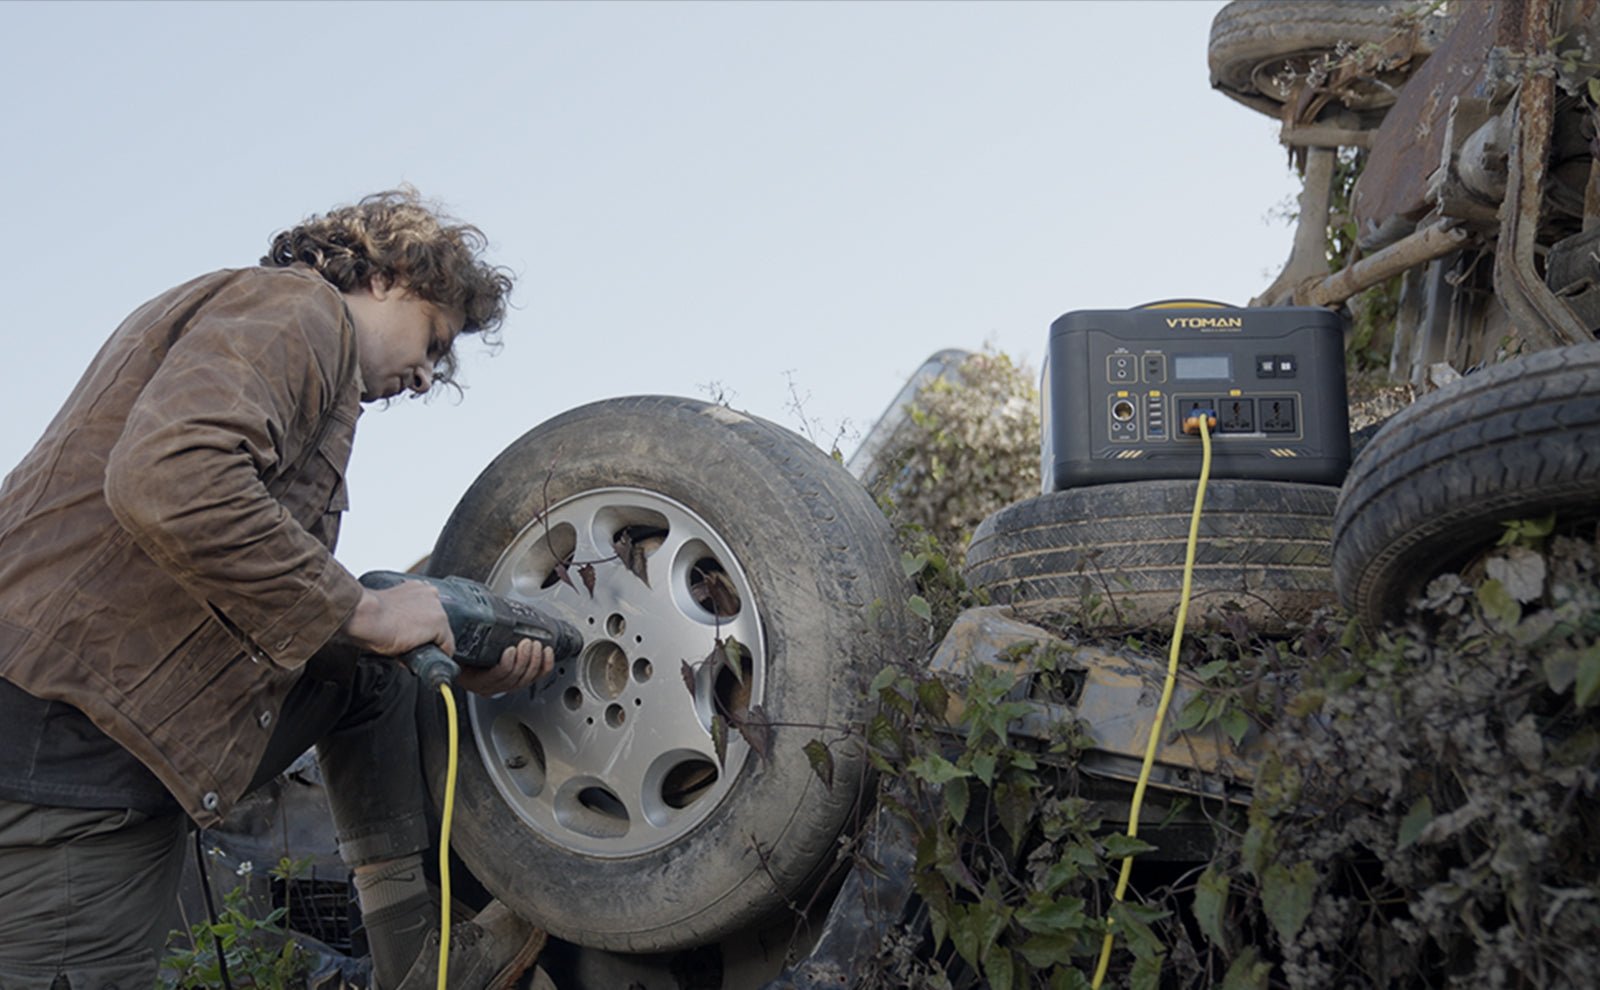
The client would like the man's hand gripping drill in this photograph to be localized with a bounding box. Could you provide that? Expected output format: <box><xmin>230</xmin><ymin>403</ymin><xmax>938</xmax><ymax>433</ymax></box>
<box><xmin>349</xmin><ymin>571</ymin><xmax>584</xmax><ymax>691</ymax></box>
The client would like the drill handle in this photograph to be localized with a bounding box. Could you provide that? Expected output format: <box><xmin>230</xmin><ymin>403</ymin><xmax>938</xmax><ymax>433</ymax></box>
<box><xmin>403</xmin><ymin>643</ymin><xmax>461</xmax><ymax>689</ymax></box>
<box><xmin>358</xmin><ymin>569</ymin><xmax>411</xmax><ymax>592</ymax></box>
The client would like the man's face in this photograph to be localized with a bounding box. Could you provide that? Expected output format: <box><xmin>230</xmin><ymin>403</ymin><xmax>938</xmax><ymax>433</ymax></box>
<box><xmin>346</xmin><ymin>278</ymin><xmax>464</xmax><ymax>402</ymax></box>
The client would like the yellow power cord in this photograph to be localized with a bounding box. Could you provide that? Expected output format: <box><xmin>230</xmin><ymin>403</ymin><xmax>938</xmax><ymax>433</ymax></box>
<box><xmin>437</xmin><ymin>683</ymin><xmax>461</xmax><ymax>990</ymax></box>
<box><xmin>1090</xmin><ymin>412</ymin><xmax>1213</xmax><ymax>988</ymax></box>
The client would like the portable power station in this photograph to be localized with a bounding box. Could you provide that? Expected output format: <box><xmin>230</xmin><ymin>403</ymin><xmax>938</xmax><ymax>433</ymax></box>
<box><xmin>1041</xmin><ymin>303</ymin><xmax>1350</xmax><ymax>491</ymax></box>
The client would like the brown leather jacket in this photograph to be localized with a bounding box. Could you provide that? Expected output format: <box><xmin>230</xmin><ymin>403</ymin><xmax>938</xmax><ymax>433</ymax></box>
<box><xmin>0</xmin><ymin>265</ymin><xmax>366</xmax><ymax>826</ymax></box>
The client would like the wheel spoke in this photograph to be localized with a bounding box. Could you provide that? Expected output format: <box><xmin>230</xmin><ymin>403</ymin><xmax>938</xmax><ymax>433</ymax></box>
<box><xmin>471</xmin><ymin>487</ymin><xmax>765</xmax><ymax>857</ymax></box>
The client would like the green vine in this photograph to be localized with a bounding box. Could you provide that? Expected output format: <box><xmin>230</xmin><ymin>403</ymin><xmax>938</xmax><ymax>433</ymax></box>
<box><xmin>161</xmin><ymin>856</ymin><xmax>315</xmax><ymax>989</ymax></box>
<box><xmin>821</xmin><ymin>516</ymin><xmax>1600</xmax><ymax>987</ymax></box>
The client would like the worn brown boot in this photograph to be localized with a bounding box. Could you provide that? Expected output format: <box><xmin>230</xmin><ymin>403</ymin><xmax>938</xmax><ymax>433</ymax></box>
<box><xmin>392</xmin><ymin>899</ymin><xmax>546</xmax><ymax>990</ymax></box>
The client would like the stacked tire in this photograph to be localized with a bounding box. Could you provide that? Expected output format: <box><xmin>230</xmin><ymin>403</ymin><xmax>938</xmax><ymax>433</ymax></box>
<box><xmin>964</xmin><ymin>480</ymin><xmax>1340</xmax><ymax>635</ymax></box>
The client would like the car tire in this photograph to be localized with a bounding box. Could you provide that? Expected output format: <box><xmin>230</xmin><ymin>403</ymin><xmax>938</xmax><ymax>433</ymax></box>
<box><xmin>418</xmin><ymin>396</ymin><xmax>922</xmax><ymax>952</ymax></box>
<box><xmin>964</xmin><ymin>481</ymin><xmax>1338</xmax><ymax>634</ymax></box>
<box><xmin>1208</xmin><ymin>0</ymin><xmax>1422</xmax><ymax>120</ymax></box>
<box><xmin>1333</xmin><ymin>343</ymin><xmax>1600</xmax><ymax>629</ymax></box>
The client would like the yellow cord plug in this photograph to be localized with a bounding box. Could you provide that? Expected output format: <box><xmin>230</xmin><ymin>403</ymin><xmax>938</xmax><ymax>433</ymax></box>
<box><xmin>1091</xmin><ymin>414</ymin><xmax>1212</xmax><ymax>987</ymax></box>
<box><xmin>1182</xmin><ymin>409</ymin><xmax>1217</xmax><ymax>436</ymax></box>
<box><xmin>437</xmin><ymin>684</ymin><xmax>460</xmax><ymax>990</ymax></box>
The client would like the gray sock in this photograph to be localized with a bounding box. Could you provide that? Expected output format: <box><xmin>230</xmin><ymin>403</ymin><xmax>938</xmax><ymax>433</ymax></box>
<box><xmin>353</xmin><ymin>855</ymin><xmax>436</xmax><ymax>990</ymax></box>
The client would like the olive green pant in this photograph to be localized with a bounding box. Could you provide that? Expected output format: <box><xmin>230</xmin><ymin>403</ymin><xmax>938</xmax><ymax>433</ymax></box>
<box><xmin>0</xmin><ymin>800</ymin><xmax>188</xmax><ymax>990</ymax></box>
<box><xmin>0</xmin><ymin>657</ymin><xmax>429</xmax><ymax>989</ymax></box>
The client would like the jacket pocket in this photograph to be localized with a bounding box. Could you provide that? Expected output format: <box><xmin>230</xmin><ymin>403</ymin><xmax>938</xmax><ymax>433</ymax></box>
<box><xmin>308</xmin><ymin>428</ymin><xmax>353</xmax><ymax>549</ymax></box>
<box><xmin>120</xmin><ymin>620</ymin><xmax>238</xmax><ymax>715</ymax></box>
<box><xmin>269</xmin><ymin>408</ymin><xmax>355</xmax><ymax>542</ymax></box>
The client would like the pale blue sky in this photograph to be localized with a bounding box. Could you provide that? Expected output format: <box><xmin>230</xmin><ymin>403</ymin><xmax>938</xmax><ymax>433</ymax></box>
<box><xmin>1</xmin><ymin>0</ymin><xmax>1300</xmax><ymax>575</ymax></box>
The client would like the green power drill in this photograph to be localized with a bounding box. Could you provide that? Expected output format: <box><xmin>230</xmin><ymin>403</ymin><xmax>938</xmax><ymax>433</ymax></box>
<box><xmin>358</xmin><ymin>570</ymin><xmax>585</xmax><ymax>687</ymax></box>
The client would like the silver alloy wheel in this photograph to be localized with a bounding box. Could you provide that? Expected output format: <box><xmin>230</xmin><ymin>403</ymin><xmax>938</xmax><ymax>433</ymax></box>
<box><xmin>469</xmin><ymin>486</ymin><xmax>765</xmax><ymax>858</ymax></box>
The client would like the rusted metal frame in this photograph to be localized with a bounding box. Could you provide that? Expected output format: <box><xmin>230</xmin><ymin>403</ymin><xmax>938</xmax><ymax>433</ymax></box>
<box><xmin>1298</xmin><ymin>219</ymin><xmax>1472</xmax><ymax>308</ymax></box>
<box><xmin>1292</xmin><ymin>24</ymin><xmax>1426</xmax><ymax>124</ymax></box>
<box><xmin>1492</xmin><ymin>0</ymin><xmax>1595</xmax><ymax>347</ymax></box>
<box><xmin>1290</xmin><ymin>148</ymin><xmax>1339</xmax><ymax>288</ymax></box>
<box><xmin>1279</xmin><ymin>124</ymin><xmax>1374</xmax><ymax>150</ymax></box>
<box><xmin>1585</xmin><ymin>154</ymin><xmax>1600</xmax><ymax>231</ymax></box>
<box><xmin>1567</xmin><ymin>0</ymin><xmax>1600</xmax><ymax>232</ymax></box>
<box><xmin>1427</xmin><ymin>98</ymin><xmax>1507</xmax><ymax>225</ymax></box>
<box><xmin>1346</xmin><ymin>1</ymin><xmax>1502</xmax><ymax>247</ymax></box>
<box><xmin>1252</xmin><ymin>147</ymin><xmax>1340</xmax><ymax>307</ymax></box>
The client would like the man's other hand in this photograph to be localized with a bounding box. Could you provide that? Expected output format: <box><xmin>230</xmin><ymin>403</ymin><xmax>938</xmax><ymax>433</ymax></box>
<box><xmin>458</xmin><ymin>639</ymin><xmax>555</xmax><ymax>697</ymax></box>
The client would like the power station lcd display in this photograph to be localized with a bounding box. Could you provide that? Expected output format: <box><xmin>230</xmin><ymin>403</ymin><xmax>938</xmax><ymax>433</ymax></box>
<box><xmin>1173</xmin><ymin>354</ymin><xmax>1231</xmax><ymax>380</ymax></box>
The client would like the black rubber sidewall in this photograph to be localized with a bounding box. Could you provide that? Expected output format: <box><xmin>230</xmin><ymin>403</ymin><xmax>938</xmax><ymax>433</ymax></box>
<box><xmin>1333</xmin><ymin>343</ymin><xmax>1600</xmax><ymax>628</ymax></box>
<box><xmin>965</xmin><ymin>480</ymin><xmax>1338</xmax><ymax>634</ymax></box>
<box><xmin>1208</xmin><ymin>0</ymin><xmax>1407</xmax><ymax>116</ymax></box>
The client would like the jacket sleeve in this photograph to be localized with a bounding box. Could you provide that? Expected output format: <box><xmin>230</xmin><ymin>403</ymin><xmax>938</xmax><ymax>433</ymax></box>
<box><xmin>103</xmin><ymin>271</ymin><xmax>365</xmax><ymax>669</ymax></box>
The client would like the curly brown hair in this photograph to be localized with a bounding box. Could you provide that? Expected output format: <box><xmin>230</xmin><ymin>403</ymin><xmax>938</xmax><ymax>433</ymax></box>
<box><xmin>262</xmin><ymin>187</ymin><xmax>515</xmax><ymax>390</ymax></box>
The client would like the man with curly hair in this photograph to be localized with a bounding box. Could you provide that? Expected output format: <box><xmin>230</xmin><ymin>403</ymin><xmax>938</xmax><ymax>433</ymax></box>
<box><xmin>0</xmin><ymin>189</ymin><xmax>547</xmax><ymax>989</ymax></box>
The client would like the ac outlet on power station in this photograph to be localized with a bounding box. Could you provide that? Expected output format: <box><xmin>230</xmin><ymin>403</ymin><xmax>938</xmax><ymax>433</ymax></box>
<box><xmin>1178</xmin><ymin>397</ymin><xmax>1213</xmax><ymax>423</ymax></box>
<box><xmin>1218</xmin><ymin>397</ymin><xmax>1255</xmax><ymax>434</ymax></box>
<box><xmin>1261</xmin><ymin>396</ymin><xmax>1297</xmax><ymax>434</ymax></box>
